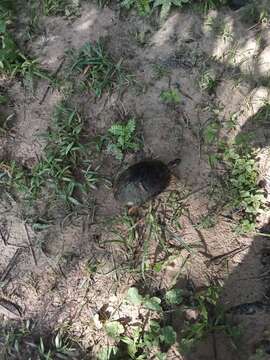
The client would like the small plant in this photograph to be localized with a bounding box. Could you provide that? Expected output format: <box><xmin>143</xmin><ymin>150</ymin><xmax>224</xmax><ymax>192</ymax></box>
<box><xmin>199</xmin><ymin>70</ymin><xmax>218</xmax><ymax>94</ymax></box>
<box><xmin>29</xmin><ymin>103</ymin><xmax>99</xmax><ymax>207</ymax></box>
<box><xmin>180</xmin><ymin>286</ymin><xmax>240</xmax><ymax>352</ymax></box>
<box><xmin>36</xmin><ymin>332</ymin><xmax>77</xmax><ymax>360</ymax></box>
<box><xmin>196</xmin><ymin>0</ymin><xmax>227</xmax><ymax>12</ymax></box>
<box><xmin>99</xmin><ymin>287</ymin><xmax>179</xmax><ymax>359</ymax></box>
<box><xmin>222</xmin><ymin>146</ymin><xmax>265</xmax><ymax>234</ymax></box>
<box><xmin>0</xmin><ymin>4</ymin><xmax>51</xmax><ymax>82</ymax></box>
<box><xmin>203</xmin><ymin>121</ymin><xmax>220</xmax><ymax>144</ymax></box>
<box><xmin>152</xmin><ymin>64</ymin><xmax>171</xmax><ymax>80</ymax></box>
<box><xmin>121</xmin><ymin>0</ymin><xmax>152</xmax><ymax>16</ymax></box>
<box><xmin>152</xmin><ymin>0</ymin><xmax>190</xmax><ymax>20</ymax></box>
<box><xmin>196</xmin><ymin>214</ymin><xmax>217</xmax><ymax>229</ymax></box>
<box><xmin>0</xmin><ymin>160</ymin><xmax>30</xmax><ymax>198</ymax></box>
<box><xmin>106</xmin><ymin>118</ymin><xmax>140</xmax><ymax>160</ymax></box>
<box><xmin>240</xmin><ymin>3</ymin><xmax>269</xmax><ymax>26</ymax></box>
<box><xmin>68</xmin><ymin>41</ymin><xmax>131</xmax><ymax>97</ymax></box>
<box><xmin>43</xmin><ymin>0</ymin><xmax>80</xmax><ymax>16</ymax></box>
<box><xmin>0</xmin><ymin>103</ymin><xmax>99</xmax><ymax>209</ymax></box>
<box><xmin>160</xmin><ymin>88</ymin><xmax>181</xmax><ymax>105</ymax></box>
<box><xmin>249</xmin><ymin>347</ymin><xmax>269</xmax><ymax>360</ymax></box>
<box><xmin>0</xmin><ymin>321</ymin><xmax>32</xmax><ymax>358</ymax></box>
<box><xmin>0</xmin><ymin>321</ymin><xmax>80</xmax><ymax>359</ymax></box>
<box><xmin>121</xmin><ymin>0</ymin><xmax>190</xmax><ymax>19</ymax></box>
<box><xmin>205</xmin><ymin>15</ymin><xmax>232</xmax><ymax>41</ymax></box>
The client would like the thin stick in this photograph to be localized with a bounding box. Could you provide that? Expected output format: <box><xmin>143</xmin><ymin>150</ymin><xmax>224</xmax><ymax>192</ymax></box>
<box><xmin>207</xmin><ymin>245</ymin><xmax>249</xmax><ymax>265</ymax></box>
<box><xmin>0</xmin><ymin>248</ymin><xmax>22</xmax><ymax>282</ymax></box>
<box><xmin>0</xmin><ymin>227</ymin><xmax>8</xmax><ymax>246</ymax></box>
<box><xmin>24</xmin><ymin>223</ymin><xmax>37</xmax><ymax>266</ymax></box>
<box><xmin>39</xmin><ymin>57</ymin><xmax>65</xmax><ymax>105</ymax></box>
<box><xmin>212</xmin><ymin>332</ymin><xmax>218</xmax><ymax>360</ymax></box>
<box><xmin>254</xmin><ymin>232</ymin><xmax>270</xmax><ymax>238</ymax></box>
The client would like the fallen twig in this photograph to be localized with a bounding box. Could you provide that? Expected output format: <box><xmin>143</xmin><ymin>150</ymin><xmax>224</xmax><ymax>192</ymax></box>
<box><xmin>0</xmin><ymin>248</ymin><xmax>22</xmax><ymax>282</ymax></box>
<box><xmin>39</xmin><ymin>57</ymin><xmax>65</xmax><ymax>105</ymax></box>
<box><xmin>24</xmin><ymin>223</ymin><xmax>37</xmax><ymax>266</ymax></box>
<box><xmin>206</xmin><ymin>245</ymin><xmax>249</xmax><ymax>266</ymax></box>
<box><xmin>0</xmin><ymin>226</ymin><xmax>8</xmax><ymax>246</ymax></box>
<box><xmin>0</xmin><ymin>298</ymin><xmax>22</xmax><ymax>319</ymax></box>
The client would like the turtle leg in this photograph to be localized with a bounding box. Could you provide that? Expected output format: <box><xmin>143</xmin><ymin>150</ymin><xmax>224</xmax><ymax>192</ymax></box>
<box><xmin>128</xmin><ymin>206</ymin><xmax>140</xmax><ymax>216</ymax></box>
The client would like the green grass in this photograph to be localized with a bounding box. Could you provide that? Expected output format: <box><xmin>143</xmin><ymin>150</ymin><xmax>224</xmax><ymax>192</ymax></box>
<box><xmin>68</xmin><ymin>41</ymin><xmax>131</xmax><ymax>97</ymax></box>
<box><xmin>152</xmin><ymin>64</ymin><xmax>171</xmax><ymax>80</ymax></box>
<box><xmin>121</xmin><ymin>0</ymin><xmax>152</xmax><ymax>16</ymax></box>
<box><xmin>30</xmin><ymin>103</ymin><xmax>99</xmax><ymax>207</ymax></box>
<box><xmin>196</xmin><ymin>214</ymin><xmax>217</xmax><ymax>229</ymax></box>
<box><xmin>0</xmin><ymin>322</ymin><xmax>78</xmax><ymax>360</ymax></box>
<box><xmin>121</xmin><ymin>0</ymin><xmax>228</xmax><ymax>18</ymax></box>
<box><xmin>205</xmin><ymin>15</ymin><xmax>232</xmax><ymax>42</ymax></box>
<box><xmin>0</xmin><ymin>103</ymin><xmax>99</xmax><ymax>211</ymax></box>
<box><xmin>199</xmin><ymin>70</ymin><xmax>218</xmax><ymax>94</ymax></box>
<box><xmin>240</xmin><ymin>2</ymin><xmax>269</xmax><ymax>26</ymax></box>
<box><xmin>107</xmin><ymin>195</ymin><xmax>187</xmax><ymax>279</ymax></box>
<box><xmin>43</xmin><ymin>0</ymin><xmax>80</xmax><ymax>16</ymax></box>
<box><xmin>0</xmin><ymin>3</ymin><xmax>52</xmax><ymax>84</ymax></box>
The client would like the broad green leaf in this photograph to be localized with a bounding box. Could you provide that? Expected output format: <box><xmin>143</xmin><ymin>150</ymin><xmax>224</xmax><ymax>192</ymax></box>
<box><xmin>105</xmin><ymin>321</ymin><xmax>124</xmax><ymax>339</ymax></box>
<box><xmin>126</xmin><ymin>287</ymin><xmax>143</xmax><ymax>305</ymax></box>
<box><xmin>143</xmin><ymin>296</ymin><xmax>162</xmax><ymax>311</ymax></box>
<box><xmin>159</xmin><ymin>325</ymin><xmax>177</xmax><ymax>346</ymax></box>
<box><xmin>165</xmin><ymin>288</ymin><xmax>183</xmax><ymax>305</ymax></box>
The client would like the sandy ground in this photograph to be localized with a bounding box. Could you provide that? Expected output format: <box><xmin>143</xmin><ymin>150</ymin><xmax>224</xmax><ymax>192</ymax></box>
<box><xmin>1</xmin><ymin>1</ymin><xmax>270</xmax><ymax>359</ymax></box>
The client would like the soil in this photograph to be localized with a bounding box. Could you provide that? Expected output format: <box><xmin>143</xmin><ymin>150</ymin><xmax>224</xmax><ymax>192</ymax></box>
<box><xmin>1</xmin><ymin>1</ymin><xmax>270</xmax><ymax>359</ymax></box>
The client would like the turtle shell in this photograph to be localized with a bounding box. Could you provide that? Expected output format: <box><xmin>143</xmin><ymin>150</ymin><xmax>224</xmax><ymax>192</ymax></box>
<box><xmin>113</xmin><ymin>160</ymin><xmax>171</xmax><ymax>206</ymax></box>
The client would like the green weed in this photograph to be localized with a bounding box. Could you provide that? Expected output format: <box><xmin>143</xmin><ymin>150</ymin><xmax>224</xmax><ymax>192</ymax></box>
<box><xmin>180</xmin><ymin>285</ymin><xmax>240</xmax><ymax>352</ymax></box>
<box><xmin>68</xmin><ymin>41</ymin><xmax>131</xmax><ymax>97</ymax></box>
<box><xmin>0</xmin><ymin>4</ymin><xmax>51</xmax><ymax>82</ymax></box>
<box><xmin>99</xmin><ymin>286</ymin><xmax>179</xmax><ymax>359</ymax></box>
<box><xmin>43</xmin><ymin>0</ymin><xmax>80</xmax><ymax>16</ymax></box>
<box><xmin>152</xmin><ymin>64</ymin><xmax>171</xmax><ymax>80</ymax></box>
<box><xmin>0</xmin><ymin>103</ymin><xmax>99</xmax><ymax>210</ymax></box>
<box><xmin>0</xmin><ymin>161</ymin><xmax>30</xmax><ymax>199</ymax></box>
<box><xmin>203</xmin><ymin>121</ymin><xmax>220</xmax><ymax>144</ymax></box>
<box><xmin>121</xmin><ymin>0</ymin><xmax>190</xmax><ymax>20</ymax></box>
<box><xmin>196</xmin><ymin>214</ymin><xmax>217</xmax><ymax>229</ymax></box>
<box><xmin>106</xmin><ymin>118</ymin><xmax>140</xmax><ymax>160</ymax></box>
<box><xmin>199</xmin><ymin>70</ymin><xmax>218</xmax><ymax>94</ymax></box>
<box><xmin>0</xmin><ymin>321</ymin><xmax>32</xmax><ymax>358</ymax></box>
<box><xmin>0</xmin><ymin>323</ymin><xmax>78</xmax><ymax>360</ymax></box>
<box><xmin>121</xmin><ymin>0</ymin><xmax>227</xmax><ymax>18</ymax></box>
<box><xmin>36</xmin><ymin>332</ymin><xmax>77</xmax><ymax>360</ymax></box>
<box><xmin>121</xmin><ymin>0</ymin><xmax>152</xmax><ymax>16</ymax></box>
<box><xmin>205</xmin><ymin>15</ymin><xmax>232</xmax><ymax>41</ymax></box>
<box><xmin>222</xmin><ymin>146</ymin><xmax>265</xmax><ymax>234</ymax></box>
<box><xmin>152</xmin><ymin>0</ymin><xmax>190</xmax><ymax>20</ymax></box>
<box><xmin>249</xmin><ymin>348</ymin><xmax>269</xmax><ymax>360</ymax></box>
<box><xmin>240</xmin><ymin>3</ymin><xmax>269</xmax><ymax>26</ymax></box>
<box><xmin>160</xmin><ymin>88</ymin><xmax>181</xmax><ymax>105</ymax></box>
<box><xmin>29</xmin><ymin>103</ymin><xmax>98</xmax><ymax>207</ymax></box>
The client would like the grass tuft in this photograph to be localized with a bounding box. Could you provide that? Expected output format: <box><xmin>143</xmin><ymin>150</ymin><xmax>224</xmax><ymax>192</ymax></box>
<box><xmin>68</xmin><ymin>41</ymin><xmax>131</xmax><ymax>97</ymax></box>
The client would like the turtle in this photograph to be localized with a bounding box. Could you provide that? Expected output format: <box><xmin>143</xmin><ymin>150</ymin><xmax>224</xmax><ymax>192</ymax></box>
<box><xmin>113</xmin><ymin>159</ymin><xmax>180</xmax><ymax>207</ymax></box>
<box><xmin>227</xmin><ymin>0</ymin><xmax>250</xmax><ymax>10</ymax></box>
